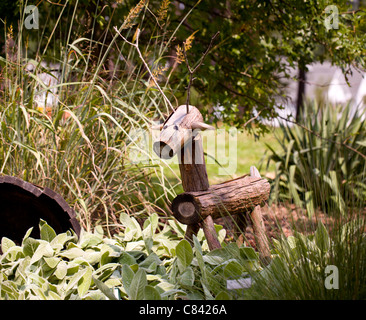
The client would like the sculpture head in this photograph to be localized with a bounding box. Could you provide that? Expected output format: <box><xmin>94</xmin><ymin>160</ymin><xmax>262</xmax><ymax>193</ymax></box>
<box><xmin>153</xmin><ymin>105</ymin><xmax>214</xmax><ymax>159</ymax></box>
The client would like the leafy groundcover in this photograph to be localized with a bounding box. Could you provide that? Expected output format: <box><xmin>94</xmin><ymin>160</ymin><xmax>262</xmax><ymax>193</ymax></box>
<box><xmin>0</xmin><ymin>213</ymin><xmax>259</xmax><ymax>300</ymax></box>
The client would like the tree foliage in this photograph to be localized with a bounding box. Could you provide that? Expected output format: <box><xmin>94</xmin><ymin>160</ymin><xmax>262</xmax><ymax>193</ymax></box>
<box><xmin>1</xmin><ymin>0</ymin><xmax>366</xmax><ymax>133</ymax></box>
<box><xmin>169</xmin><ymin>0</ymin><xmax>366</xmax><ymax>132</ymax></box>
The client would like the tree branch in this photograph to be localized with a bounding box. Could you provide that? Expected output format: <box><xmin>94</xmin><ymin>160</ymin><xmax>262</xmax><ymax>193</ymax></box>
<box><xmin>183</xmin><ymin>31</ymin><xmax>220</xmax><ymax>114</ymax></box>
<box><xmin>114</xmin><ymin>27</ymin><xmax>175</xmax><ymax>112</ymax></box>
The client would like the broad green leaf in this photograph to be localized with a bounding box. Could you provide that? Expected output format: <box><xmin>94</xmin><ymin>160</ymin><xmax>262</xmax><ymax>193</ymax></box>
<box><xmin>105</xmin><ymin>278</ymin><xmax>122</xmax><ymax>287</ymax></box>
<box><xmin>80</xmin><ymin>233</ymin><xmax>103</xmax><ymax>249</ymax></box>
<box><xmin>30</xmin><ymin>242</ymin><xmax>54</xmax><ymax>265</ymax></box>
<box><xmin>223</xmin><ymin>260</ymin><xmax>243</xmax><ymax>278</ymax></box>
<box><xmin>121</xmin><ymin>264</ymin><xmax>135</xmax><ymax>295</ymax></box>
<box><xmin>144</xmin><ymin>285</ymin><xmax>161</xmax><ymax>300</ymax></box>
<box><xmin>160</xmin><ymin>288</ymin><xmax>186</xmax><ymax>298</ymax></box>
<box><xmin>65</xmin><ymin>268</ymin><xmax>87</xmax><ymax>293</ymax></box>
<box><xmin>78</xmin><ymin>267</ymin><xmax>93</xmax><ymax>298</ymax></box>
<box><xmin>59</xmin><ymin>247</ymin><xmax>85</xmax><ymax>260</ymax></box>
<box><xmin>129</xmin><ymin>269</ymin><xmax>147</xmax><ymax>300</ymax></box>
<box><xmin>203</xmin><ymin>253</ymin><xmax>224</xmax><ymax>265</ymax></box>
<box><xmin>1</xmin><ymin>246</ymin><xmax>24</xmax><ymax>262</ymax></box>
<box><xmin>144</xmin><ymin>237</ymin><xmax>153</xmax><ymax>254</ymax></box>
<box><xmin>119</xmin><ymin>212</ymin><xmax>142</xmax><ymax>240</ymax></box>
<box><xmin>23</xmin><ymin>237</ymin><xmax>40</xmax><ymax>257</ymax></box>
<box><xmin>54</xmin><ymin>260</ymin><xmax>68</xmax><ymax>280</ymax></box>
<box><xmin>32</xmin><ymin>287</ymin><xmax>48</xmax><ymax>300</ymax></box>
<box><xmin>83</xmin><ymin>250</ymin><xmax>103</xmax><ymax>265</ymax></box>
<box><xmin>15</xmin><ymin>256</ymin><xmax>30</xmax><ymax>278</ymax></box>
<box><xmin>193</xmin><ymin>236</ymin><xmax>205</xmax><ymax>273</ymax></box>
<box><xmin>83</xmin><ymin>291</ymin><xmax>108</xmax><ymax>300</ymax></box>
<box><xmin>125</xmin><ymin>240</ymin><xmax>145</xmax><ymax>251</ymax></box>
<box><xmin>94</xmin><ymin>225</ymin><xmax>104</xmax><ymax>237</ymax></box>
<box><xmin>40</xmin><ymin>222</ymin><xmax>57</xmax><ymax>242</ymax></box>
<box><xmin>139</xmin><ymin>252</ymin><xmax>161</xmax><ymax>273</ymax></box>
<box><xmin>168</xmin><ymin>220</ymin><xmax>186</xmax><ymax>238</ymax></box>
<box><xmin>118</xmin><ymin>252</ymin><xmax>136</xmax><ymax>265</ymax></box>
<box><xmin>93</xmin><ymin>276</ymin><xmax>118</xmax><ymax>300</ymax></box>
<box><xmin>22</xmin><ymin>227</ymin><xmax>34</xmax><ymax>245</ymax></box>
<box><xmin>28</xmin><ymin>273</ymin><xmax>47</xmax><ymax>288</ymax></box>
<box><xmin>176</xmin><ymin>239</ymin><xmax>193</xmax><ymax>272</ymax></box>
<box><xmin>50</xmin><ymin>233</ymin><xmax>69</xmax><ymax>251</ymax></box>
<box><xmin>94</xmin><ymin>263</ymin><xmax>117</xmax><ymax>282</ymax></box>
<box><xmin>44</xmin><ymin>256</ymin><xmax>61</xmax><ymax>269</ymax></box>
<box><xmin>48</xmin><ymin>291</ymin><xmax>62</xmax><ymax>300</ymax></box>
<box><xmin>142</xmin><ymin>213</ymin><xmax>159</xmax><ymax>238</ymax></box>
<box><xmin>239</xmin><ymin>247</ymin><xmax>258</xmax><ymax>261</ymax></box>
<box><xmin>179</xmin><ymin>267</ymin><xmax>195</xmax><ymax>287</ymax></box>
<box><xmin>215</xmin><ymin>291</ymin><xmax>232</xmax><ymax>300</ymax></box>
<box><xmin>1</xmin><ymin>237</ymin><xmax>16</xmax><ymax>253</ymax></box>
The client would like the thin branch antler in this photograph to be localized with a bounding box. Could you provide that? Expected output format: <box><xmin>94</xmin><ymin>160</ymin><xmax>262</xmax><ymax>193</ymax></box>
<box><xmin>183</xmin><ymin>31</ymin><xmax>220</xmax><ymax>114</ymax></box>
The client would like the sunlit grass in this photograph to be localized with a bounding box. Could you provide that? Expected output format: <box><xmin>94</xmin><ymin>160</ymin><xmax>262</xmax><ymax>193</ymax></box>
<box><xmin>160</xmin><ymin>126</ymin><xmax>281</xmax><ymax>186</ymax></box>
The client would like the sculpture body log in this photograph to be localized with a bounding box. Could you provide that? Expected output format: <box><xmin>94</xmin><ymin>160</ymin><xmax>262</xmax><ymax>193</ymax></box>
<box><xmin>172</xmin><ymin>175</ymin><xmax>270</xmax><ymax>225</ymax></box>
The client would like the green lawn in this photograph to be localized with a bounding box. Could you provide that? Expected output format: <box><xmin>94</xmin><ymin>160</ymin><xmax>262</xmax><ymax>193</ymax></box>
<box><xmin>161</xmin><ymin>127</ymin><xmax>281</xmax><ymax>185</ymax></box>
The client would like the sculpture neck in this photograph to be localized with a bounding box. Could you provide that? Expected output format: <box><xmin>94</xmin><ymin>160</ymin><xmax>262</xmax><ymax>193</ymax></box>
<box><xmin>178</xmin><ymin>134</ymin><xmax>209</xmax><ymax>192</ymax></box>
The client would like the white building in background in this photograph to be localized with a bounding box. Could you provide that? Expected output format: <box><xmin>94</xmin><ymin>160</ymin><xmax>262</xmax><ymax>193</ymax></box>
<box><xmin>262</xmin><ymin>61</ymin><xmax>366</xmax><ymax>127</ymax></box>
<box><xmin>327</xmin><ymin>69</ymin><xmax>353</xmax><ymax>104</ymax></box>
<box><xmin>355</xmin><ymin>74</ymin><xmax>366</xmax><ymax>120</ymax></box>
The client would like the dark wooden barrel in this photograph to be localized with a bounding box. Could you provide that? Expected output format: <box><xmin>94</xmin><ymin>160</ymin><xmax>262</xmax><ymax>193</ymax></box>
<box><xmin>0</xmin><ymin>176</ymin><xmax>81</xmax><ymax>244</ymax></box>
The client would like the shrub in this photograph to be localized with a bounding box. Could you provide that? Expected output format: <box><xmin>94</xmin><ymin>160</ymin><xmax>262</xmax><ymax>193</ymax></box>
<box><xmin>265</xmin><ymin>102</ymin><xmax>366</xmax><ymax>216</ymax></box>
<box><xmin>244</xmin><ymin>216</ymin><xmax>366</xmax><ymax>300</ymax></box>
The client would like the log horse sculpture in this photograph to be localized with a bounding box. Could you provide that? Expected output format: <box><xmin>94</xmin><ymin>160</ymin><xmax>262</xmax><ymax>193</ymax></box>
<box><xmin>153</xmin><ymin>105</ymin><xmax>271</xmax><ymax>264</ymax></box>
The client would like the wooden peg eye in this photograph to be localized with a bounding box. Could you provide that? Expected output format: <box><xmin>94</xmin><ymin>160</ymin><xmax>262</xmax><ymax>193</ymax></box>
<box><xmin>174</xmin><ymin>125</ymin><xmax>178</xmax><ymax>130</ymax></box>
<box><xmin>163</xmin><ymin>125</ymin><xmax>168</xmax><ymax>129</ymax></box>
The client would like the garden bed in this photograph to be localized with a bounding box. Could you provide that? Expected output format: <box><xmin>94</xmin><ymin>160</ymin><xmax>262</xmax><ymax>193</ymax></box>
<box><xmin>217</xmin><ymin>203</ymin><xmax>353</xmax><ymax>250</ymax></box>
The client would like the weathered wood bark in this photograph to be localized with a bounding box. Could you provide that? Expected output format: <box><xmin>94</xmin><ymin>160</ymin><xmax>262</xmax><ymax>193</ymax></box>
<box><xmin>248</xmin><ymin>166</ymin><xmax>271</xmax><ymax>265</ymax></box>
<box><xmin>171</xmin><ymin>175</ymin><xmax>270</xmax><ymax>224</ymax></box>
<box><xmin>201</xmin><ymin>215</ymin><xmax>221</xmax><ymax>251</ymax></box>
<box><xmin>0</xmin><ymin>176</ymin><xmax>81</xmax><ymax>245</ymax></box>
<box><xmin>152</xmin><ymin>105</ymin><xmax>219</xmax><ymax>249</ymax></box>
<box><xmin>250</xmin><ymin>205</ymin><xmax>271</xmax><ymax>265</ymax></box>
<box><xmin>178</xmin><ymin>134</ymin><xmax>209</xmax><ymax>192</ymax></box>
<box><xmin>177</xmin><ymin>134</ymin><xmax>220</xmax><ymax>250</ymax></box>
<box><xmin>153</xmin><ymin>105</ymin><xmax>213</xmax><ymax>160</ymax></box>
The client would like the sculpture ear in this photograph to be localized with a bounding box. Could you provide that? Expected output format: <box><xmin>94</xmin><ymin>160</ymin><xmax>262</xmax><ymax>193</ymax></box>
<box><xmin>250</xmin><ymin>166</ymin><xmax>261</xmax><ymax>178</ymax></box>
<box><xmin>151</xmin><ymin>123</ymin><xmax>164</xmax><ymax>130</ymax></box>
<box><xmin>191</xmin><ymin>121</ymin><xmax>215</xmax><ymax>131</ymax></box>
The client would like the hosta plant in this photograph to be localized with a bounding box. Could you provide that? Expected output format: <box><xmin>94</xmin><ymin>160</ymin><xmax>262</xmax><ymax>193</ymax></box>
<box><xmin>0</xmin><ymin>215</ymin><xmax>260</xmax><ymax>300</ymax></box>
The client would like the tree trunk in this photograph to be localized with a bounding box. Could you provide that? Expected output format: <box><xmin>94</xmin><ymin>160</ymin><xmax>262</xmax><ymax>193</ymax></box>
<box><xmin>296</xmin><ymin>67</ymin><xmax>306</xmax><ymax>121</ymax></box>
